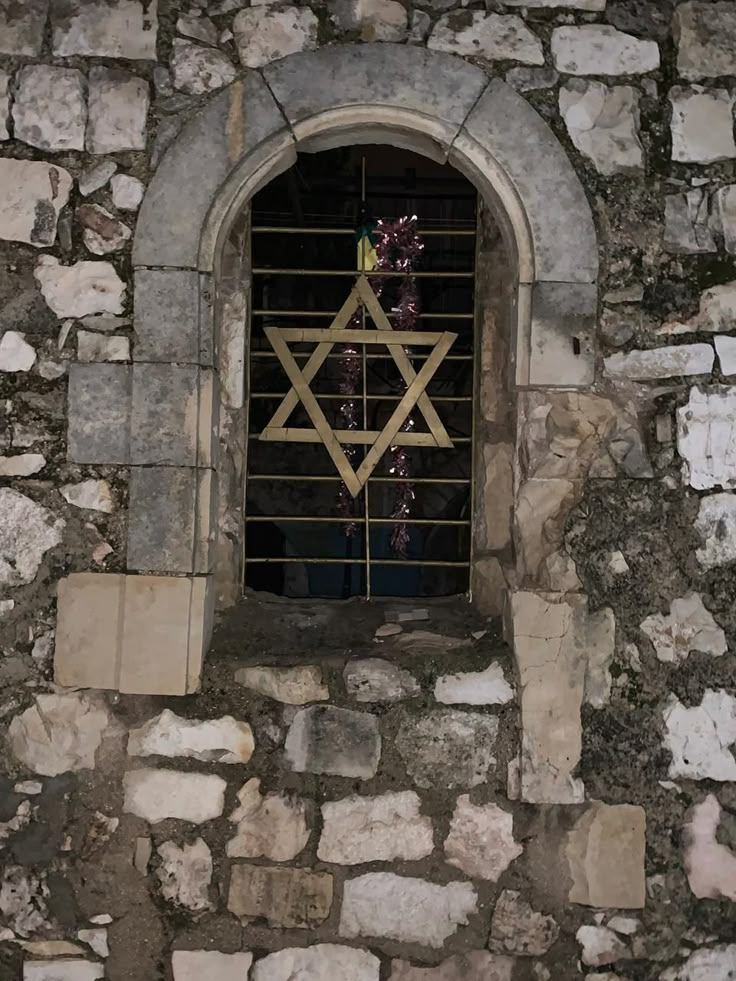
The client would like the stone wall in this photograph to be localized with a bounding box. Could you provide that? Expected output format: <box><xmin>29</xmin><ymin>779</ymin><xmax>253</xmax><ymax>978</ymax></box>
<box><xmin>1</xmin><ymin>1</ymin><xmax>736</xmax><ymax>980</ymax></box>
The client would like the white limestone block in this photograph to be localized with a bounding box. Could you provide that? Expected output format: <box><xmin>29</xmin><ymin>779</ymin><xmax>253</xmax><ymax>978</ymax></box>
<box><xmin>0</xmin><ymin>488</ymin><xmax>64</xmax><ymax>586</ymax></box>
<box><xmin>0</xmin><ymin>160</ymin><xmax>72</xmax><ymax>248</ymax></box>
<box><xmin>604</xmin><ymin>344</ymin><xmax>714</xmax><ymax>381</ymax></box>
<box><xmin>663</xmin><ymin>691</ymin><xmax>736</xmax><ymax>781</ymax></box>
<box><xmin>560</xmin><ymin>80</ymin><xmax>644</xmax><ymax>176</ymax></box>
<box><xmin>683</xmin><ymin>795</ymin><xmax>736</xmax><ymax>901</ymax></box>
<box><xmin>172</xmin><ymin>951</ymin><xmax>254</xmax><ymax>981</ymax></box>
<box><xmin>339</xmin><ymin>873</ymin><xmax>477</xmax><ymax>948</ymax></box>
<box><xmin>318</xmin><ymin>792</ymin><xmax>434</xmax><ymax>864</ymax></box>
<box><xmin>252</xmin><ymin>945</ymin><xmax>380</xmax><ymax>981</ymax></box>
<box><xmin>227</xmin><ymin>778</ymin><xmax>309</xmax><ymax>861</ymax></box>
<box><xmin>12</xmin><ymin>66</ymin><xmax>86</xmax><ymax>152</ymax></box>
<box><xmin>429</xmin><ymin>13</ymin><xmax>544</xmax><ymax>65</ymax></box>
<box><xmin>9</xmin><ymin>693</ymin><xmax>110</xmax><ymax>777</ymax></box>
<box><xmin>233</xmin><ymin>6</ymin><xmax>319</xmax><ymax>68</ymax></box>
<box><xmin>127</xmin><ymin>709</ymin><xmax>254</xmax><ymax>764</ymax></box>
<box><xmin>34</xmin><ymin>256</ymin><xmax>126</xmax><ymax>318</ymax></box>
<box><xmin>123</xmin><ymin>769</ymin><xmax>227</xmax><ymax>823</ymax></box>
<box><xmin>60</xmin><ymin>480</ymin><xmax>114</xmax><ymax>513</ymax></box>
<box><xmin>552</xmin><ymin>26</ymin><xmax>659</xmax><ymax>76</ymax></box>
<box><xmin>434</xmin><ymin>661</ymin><xmax>514</xmax><ymax>705</ymax></box>
<box><xmin>444</xmin><ymin>796</ymin><xmax>522</xmax><ymax>881</ymax></box>
<box><xmin>695</xmin><ymin>492</ymin><xmax>736</xmax><ymax>567</ymax></box>
<box><xmin>670</xmin><ymin>86</ymin><xmax>736</xmax><ymax>164</ymax></box>
<box><xmin>640</xmin><ymin>593</ymin><xmax>726</xmax><ymax>664</ymax></box>
<box><xmin>677</xmin><ymin>387</ymin><xmax>736</xmax><ymax>490</ymax></box>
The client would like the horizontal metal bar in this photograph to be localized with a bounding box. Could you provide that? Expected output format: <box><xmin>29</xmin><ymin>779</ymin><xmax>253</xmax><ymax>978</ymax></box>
<box><xmin>251</xmin><ymin>392</ymin><xmax>473</xmax><ymax>403</ymax></box>
<box><xmin>245</xmin><ymin>557</ymin><xmax>470</xmax><ymax>567</ymax></box>
<box><xmin>245</xmin><ymin>516</ymin><xmax>470</xmax><ymax>526</ymax></box>
<box><xmin>251</xmin><ymin>432</ymin><xmax>472</xmax><ymax>444</ymax></box>
<box><xmin>252</xmin><ymin>226</ymin><xmax>477</xmax><ymax>236</ymax></box>
<box><xmin>249</xmin><ymin>351</ymin><xmax>474</xmax><ymax>361</ymax></box>
<box><xmin>247</xmin><ymin>474</ymin><xmax>470</xmax><ymax>484</ymax></box>
<box><xmin>252</xmin><ymin>268</ymin><xmax>474</xmax><ymax>279</ymax></box>
<box><xmin>271</xmin><ymin>327</ymin><xmax>451</xmax><ymax>345</ymax></box>
<box><xmin>252</xmin><ymin>309</ymin><xmax>475</xmax><ymax>320</ymax></box>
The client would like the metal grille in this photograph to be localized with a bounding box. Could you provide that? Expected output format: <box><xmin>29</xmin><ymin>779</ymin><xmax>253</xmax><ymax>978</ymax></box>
<box><xmin>243</xmin><ymin>148</ymin><xmax>477</xmax><ymax>599</ymax></box>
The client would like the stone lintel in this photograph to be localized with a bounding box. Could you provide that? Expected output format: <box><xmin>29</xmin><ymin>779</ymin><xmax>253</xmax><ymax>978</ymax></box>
<box><xmin>55</xmin><ymin>572</ymin><xmax>213</xmax><ymax>695</ymax></box>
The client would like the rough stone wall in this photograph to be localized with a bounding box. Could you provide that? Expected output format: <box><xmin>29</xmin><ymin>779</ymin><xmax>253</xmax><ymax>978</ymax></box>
<box><xmin>1</xmin><ymin>1</ymin><xmax>736</xmax><ymax>980</ymax></box>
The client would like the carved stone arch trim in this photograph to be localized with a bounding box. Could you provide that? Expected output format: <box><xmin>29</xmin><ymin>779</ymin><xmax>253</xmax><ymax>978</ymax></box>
<box><xmin>57</xmin><ymin>44</ymin><xmax>601</xmax><ymax>717</ymax></box>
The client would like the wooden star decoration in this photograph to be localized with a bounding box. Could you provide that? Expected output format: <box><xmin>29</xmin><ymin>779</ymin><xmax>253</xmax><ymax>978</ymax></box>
<box><xmin>259</xmin><ymin>275</ymin><xmax>457</xmax><ymax>497</ymax></box>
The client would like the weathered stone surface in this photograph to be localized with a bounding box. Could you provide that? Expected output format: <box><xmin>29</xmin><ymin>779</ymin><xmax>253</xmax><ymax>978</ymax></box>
<box><xmin>51</xmin><ymin>0</ymin><xmax>158</xmax><ymax>58</ymax></box>
<box><xmin>661</xmin><ymin>281</ymin><xmax>736</xmax><ymax>335</ymax></box>
<box><xmin>127</xmin><ymin>465</ymin><xmax>208</xmax><ymax>573</ymax></box>
<box><xmin>228</xmin><ymin>864</ymin><xmax>333</xmax><ymax>928</ymax></box>
<box><xmin>330</xmin><ymin>0</ymin><xmax>408</xmax><ymax>41</ymax></box>
<box><xmin>172</xmin><ymin>951</ymin><xmax>254</xmax><ymax>981</ymax></box>
<box><xmin>435</xmin><ymin>662</ymin><xmax>514</xmax><ymax>706</ymax></box>
<box><xmin>318</xmin><ymin>792</ymin><xmax>434</xmax><ymax>865</ymax></box>
<box><xmin>0</xmin><ymin>331</ymin><xmax>36</xmax><ymax>372</ymax></box>
<box><xmin>664</xmin><ymin>189</ymin><xmax>716</xmax><ymax>255</ymax></box>
<box><xmin>695</xmin><ymin>493</ymin><xmax>736</xmax><ymax>567</ymax></box>
<box><xmin>110</xmin><ymin>174</ymin><xmax>145</xmax><ymax>211</ymax></box>
<box><xmin>678</xmin><ymin>387</ymin><xmax>736</xmax><ymax>490</ymax></box>
<box><xmin>171</xmin><ymin>39</ymin><xmax>236</xmax><ymax>95</ymax></box>
<box><xmin>566</xmin><ymin>801</ymin><xmax>646</xmax><ymax>909</ymax></box>
<box><xmin>0</xmin><ymin>489</ymin><xmax>64</xmax><ymax>587</ymax></box>
<box><xmin>123</xmin><ymin>769</ymin><xmax>227</xmax><ymax>823</ymax></box>
<box><xmin>683</xmin><ymin>795</ymin><xmax>736</xmax><ymax>901</ymax></box>
<box><xmin>396</xmin><ymin>710</ymin><xmax>498</xmax><ymax>789</ymax></box>
<box><xmin>233</xmin><ymin>6</ymin><xmax>319</xmax><ymax>68</ymax></box>
<box><xmin>670</xmin><ymin>87</ymin><xmax>736</xmax><ymax>164</ymax></box>
<box><xmin>675</xmin><ymin>2</ymin><xmax>736</xmax><ymax>81</ymax></box>
<box><xmin>77</xmin><ymin>331</ymin><xmax>130</xmax><ymax>363</ymax></box>
<box><xmin>0</xmin><ymin>454</ymin><xmax>45</xmax><ymax>477</ymax></box>
<box><xmin>87</xmin><ymin>67</ymin><xmax>149</xmax><ymax>154</ymax></box>
<box><xmin>78</xmin><ymin>159</ymin><xmax>117</xmax><ymax>196</ymax></box>
<box><xmin>429</xmin><ymin>12</ymin><xmax>543</xmax><ymax>64</ymax></box>
<box><xmin>9</xmin><ymin>693</ymin><xmax>110</xmax><ymax>777</ymax></box>
<box><xmin>67</xmin><ymin>364</ymin><xmax>131</xmax><ymax>464</ymax></box>
<box><xmin>0</xmin><ymin>69</ymin><xmax>7</xmax><ymax>140</ymax></box>
<box><xmin>389</xmin><ymin>953</ymin><xmax>514</xmax><ymax>981</ymax></box>
<box><xmin>340</xmin><ymin>873</ymin><xmax>477</xmax><ymax>948</ymax></box>
<box><xmin>128</xmin><ymin>709</ymin><xmax>254</xmax><ymax>764</ymax></box>
<box><xmin>130</xmin><ymin>363</ymin><xmax>205</xmax><ymax>466</ymax></box>
<box><xmin>252</xmin><ymin>945</ymin><xmax>380</xmax><ymax>981</ymax></box>
<box><xmin>661</xmin><ymin>946</ymin><xmax>736</xmax><ymax>981</ymax></box>
<box><xmin>77</xmin><ymin>929</ymin><xmax>108</xmax><ymax>958</ymax></box>
<box><xmin>663</xmin><ymin>691</ymin><xmax>736</xmax><ymax>781</ymax></box>
<box><xmin>444</xmin><ymin>796</ymin><xmax>522</xmax><ymax>881</ymax></box>
<box><xmin>504</xmin><ymin>0</ymin><xmax>604</xmax><ymax>7</ymax></box>
<box><xmin>509</xmin><ymin>593</ymin><xmax>589</xmax><ymax>803</ymax></box>
<box><xmin>78</xmin><ymin>204</ymin><xmax>132</xmax><ymax>255</ymax></box>
<box><xmin>560</xmin><ymin>80</ymin><xmax>644</xmax><ymax>175</ymax></box>
<box><xmin>13</xmin><ymin>66</ymin><xmax>86</xmax><ymax>152</ymax></box>
<box><xmin>344</xmin><ymin>658</ymin><xmax>420</xmax><ymax>702</ymax></box>
<box><xmin>227</xmin><ymin>778</ymin><xmax>309</xmax><ymax>861</ymax></box>
<box><xmin>551</xmin><ymin>26</ymin><xmax>659</xmax><ymax>75</ymax></box>
<box><xmin>134</xmin><ymin>269</ymin><xmax>201</xmax><ymax>363</ymax></box>
<box><xmin>0</xmin><ymin>160</ymin><xmax>72</xmax><ymax>248</ymax></box>
<box><xmin>712</xmin><ymin>187</ymin><xmax>736</xmax><ymax>254</ymax></box>
<box><xmin>490</xmin><ymin>889</ymin><xmax>559</xmax><ymax>956</ymax></box>
<box><xmin>156</xmin><ymin>838</ymin><xmax>212</xmax><ymax>911</ymax></box>
<box><xmin>35</xmin><ymin>256</ymin><xmax>125</xmax><ymax>319</ymax></box>
<box><xmin>285</xmin><ymin>706</ymin><xmax>380</xmax><ymax>779</ymax></box>
<box><xmin>235</xmin><ymin>664</ymin><xmax>329</xmax><ymax>704</ymax></box>
<box><xmin>23</xmin><ymin>963</ymin><xmax>104</xmax><ymax>981</ymax></box>
<box><xmin>0</xmin><ymin>0</ymin><xmax>47</xmax><ymax>55</ymax></box>
<box><xmin>604</xmin><ymin>344</ymin><xmax>714</xmax><ymax>380</ymax></box>
<box><xmin>577</xmin><ymin>926</ymin><xmax>630</xmax><ymax>968</ymax></box>
<box><xmin>715</xmin><ymin>336</ymin><xmax>736</xmax><ymax>375</ymax></box>
<box><xmin>505</xmin><ymin>66</ymin><xmax>559</xmax><ymax>93</ymax></box>
<box><xmin>641</xmin><ymin>593</ymin><xmax>727</xmax><ymax>664</ymax></box>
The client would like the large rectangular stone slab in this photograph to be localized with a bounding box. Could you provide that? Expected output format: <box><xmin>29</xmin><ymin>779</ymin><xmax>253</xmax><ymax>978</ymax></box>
<box><xmin>675</xmin><ymin>2</ymin><xmax>736</xmax><ymax>81</ymax></box>
<box><xmin>524</xmin><ymin>282</ymin><xmax>597</xmax><ymax>388</ymax></box>
<box><xmin>228</xmin><ymin>864</ymin><xmax>333</xmax><ymax>928</ymax></box>
<box><xmin>54</xmin><ymin>573</ymin><xmax>213</xmax><ymax>695</ymax></box>
<box><xmin>86</xmin><ymin>67</ymin><xmax>149</xmax><ymax>154</ymax></box>
<box><xmin>127</xmin><ymin>466</ymin><xmax>215</xmax><ymax>573</ymax></box>
<box><xmin>566</xmin><ymin>801</ymin><xmax>646</xmax><ymax>908</ymax></box>
<box><xmin>67</xmin><ymin>363</ymin><xmax>131</xmax><ymax>464</ymax></box>
<box><xmin>51</xmin><ymin>0</ymin><xmax>158</xmax><ymax>59</ymax></box>
<box><xmin>130</xmin><ymin>364</ymin><xmax>201</xmax><ymax>466</ymax></box>
<box><xmin>134</xmin><ymin>269</ymin><xmax>208</xmax><ymax>363</ymax></box>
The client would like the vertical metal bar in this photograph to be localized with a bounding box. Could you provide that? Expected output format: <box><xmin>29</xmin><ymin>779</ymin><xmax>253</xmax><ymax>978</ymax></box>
<box><xmin>361</xmin><ymin>154</ymin><xmax>371</xmax><ymax>600</ymax></box>
<box><xmin>241</xmin><ymin>205</ymin><xmax>254</xmax><ymax>586</ymax></box>
<box><xmin>468</xmin><ymin>194</ymin><xmax>481</xmax><ymax>603</ymax></box>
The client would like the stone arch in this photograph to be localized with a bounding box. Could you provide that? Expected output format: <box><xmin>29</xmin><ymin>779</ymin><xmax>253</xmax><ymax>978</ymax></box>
<box><xmin>56</xmin><ymin>43</ymin><xmax>600</xmax><ymax>705</ymax></box>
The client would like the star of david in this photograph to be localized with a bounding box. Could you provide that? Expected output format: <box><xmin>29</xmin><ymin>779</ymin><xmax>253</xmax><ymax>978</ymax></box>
<box><xmin>259</xmin><ymin>275</ymin><xmax>457</xmax><ymax>497</ymax></box>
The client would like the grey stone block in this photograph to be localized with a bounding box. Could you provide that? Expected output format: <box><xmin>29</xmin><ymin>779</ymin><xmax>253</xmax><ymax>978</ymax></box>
<box><xmin>133</xmin><ymin>72</ymin><xmax>291</xmax><ymax>269</ymax></box>
<box><xmin>0</xmin><ymin>0</ymin><xmax>48</xmax><ymax>56</ymax></box>
<box><xmin>128</xmin><ymin>467</ymin><xmax>196</xmax><ymax>573</ymax></box>
<box><xmin>264</xmin><ymin>44</ymin><xmax>488</xmax><ymax>146</ymax></box>
<box><xmin>458</xmin><ymin>79</ymin><xmax>599</xmax><ymax>285</ymax></box>
<box><xmin>134</xmin><ymin>269</ymin><xmax>203</xmax><ymax>363</ymax></box>
<box><xmin>527</xmin><ymin>282</ymin><xmax>597</xmax><ymax>388</ymax></box>
<box><xmin>67</xmin><ymin>363</ymin><xmax>131</xmax><ymax>464</ymax></box>
<box><xmin>130</xmin><ymin>363</ymin><xmax>199</xmax><ymax>466</ymax></box>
